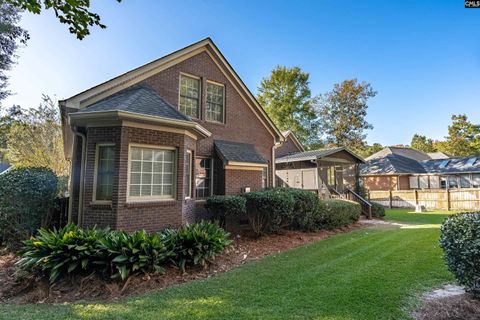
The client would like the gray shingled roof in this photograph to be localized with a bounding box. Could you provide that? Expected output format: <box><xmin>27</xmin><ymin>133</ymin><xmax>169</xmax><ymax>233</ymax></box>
<box><xmin>276</xmin><ymin>147</ymin><xmax>363</xmax><ymax>164</ymax></box>
<box><xmin>366</xmin><ymin>147</ymin><xmax>432</xmax><ymax>162</ymax></box>
<box><xmin>361</xmin><ymin>154</ymin><xmax>480</xmax><ymax>175</ymax></box>
<box><xmin>214</xmin><ymin>140</ymin><xmax>267</xmax><ymax>164</ymax></box>
<box><xmin>360</xmin><ymin>154</ymin><xmax>427</xmax><ymax>175</ymax></box>
<box><xmin>77</xmin><ymin>85</ymin><xmax>190</xmax><ymax>121</ymax></box>
<box><xmin>422</xmin><ymin>157</ymin><xmax>480</xmax><ymax>174</ymax></box>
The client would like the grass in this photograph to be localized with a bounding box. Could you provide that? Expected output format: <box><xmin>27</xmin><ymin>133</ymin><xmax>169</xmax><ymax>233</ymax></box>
<box><xmin>385</xmin><ymin>208</ymin><xmax>458</xmax><ymax>225</ymax></box>
<box><xmin>0</xmin><ymin>210</ymin><xmax>456</xmax><ymax>320</ymax></box>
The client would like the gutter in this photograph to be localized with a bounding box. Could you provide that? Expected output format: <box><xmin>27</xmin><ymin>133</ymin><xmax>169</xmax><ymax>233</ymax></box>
<box><xmin>69</xmin><ymin>127</ymin><xmax>87</xmax><ymax>226</ymax></box>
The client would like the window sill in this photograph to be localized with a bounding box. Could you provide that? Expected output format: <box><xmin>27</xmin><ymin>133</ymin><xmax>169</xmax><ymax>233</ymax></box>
<box><xmin>124</xmin><ymin>199</ymin><xmax>177</xmax><ymax>208</ymax></box>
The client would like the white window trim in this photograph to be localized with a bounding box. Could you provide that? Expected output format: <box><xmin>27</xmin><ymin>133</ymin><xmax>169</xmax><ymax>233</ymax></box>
<box><xmin>126</xmin><ymin>143</ymin><xmax>177</xmax><ymax>203</ymax></box>
<box><xmin>205</xmin><ymin>80</ymin><xmax>225</xmax><ymax>124</ymax></box>
<box><xmin>195</xmin><ymin>156</ymin><xmax>214</xmax><ymax>200</ymax></box>
<box><xmin>92</xmin><ymin>143</ymin><xmax>115</xmax><ymax>204</ymax></box>
<box><xmin>178</xmin><ymin>72</ymin><xmax>201</xmax><ymax>119</ymax></box>
<box><xmin>185</xmin><ymin>150</ymin><xmax>193</xmax><ymax>199</ymax></box>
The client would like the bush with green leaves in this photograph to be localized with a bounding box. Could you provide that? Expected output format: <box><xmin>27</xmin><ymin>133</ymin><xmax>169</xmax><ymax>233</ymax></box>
<box><xmin>316</xmin><ymin>199</ymin><xmax>361</xmax><ymax>230</ymax></box>
<box><xmin>205</xmin><ymin>195</ymin><xmax>246</xmax><ymax>228</ymax></box>
<box><xmin>161</xmin><ymin>221</ymin><xmax>232</xmax><ymax>271</ymax></box>
<box><xmin>16</xmin><ymin>224</ymin><xmax>107</xmax><ymax>283</ymax></box>
<box><xmin>243</xmin><ymin>189</ymin><xmax>295</xmax><ymax>235</ymax></box>
<box><xmin>0</xmin><ymin>167</ymin><xmax>58</xmax><ymax>249</ymax></box>
<box><xmin>371</xmin><ymin>202</ymin><xmax>386</xmax><ymax>218</ymax></box>
<box><xmin>277</xmin><ymin>188</ymin><xmax>321</xmax><ymax>231</ymax></box>
<box><xmin>439</xmin><ymin>212</ymin><xmax>480</xmax><ymax>298</ymax></box>
<box><xmin>17</xmin><ymin>221</ymin><xmax>230</xmax><ymax>282</ymax></box>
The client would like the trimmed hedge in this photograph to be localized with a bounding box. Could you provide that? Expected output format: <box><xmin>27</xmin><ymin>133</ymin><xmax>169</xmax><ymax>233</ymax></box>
<box><xmin>439</xmin><ymin>212</ymin><xmax>480</xmax><ymax>298</ymax></box>
<box><xmin>17</xmin><ymin>222</ymin><xmax>231</xmax><ymax>283</ymax></box>
<box><xmin>371</xmin><ymin>203</ymin><xmax>386</xmax><ymax>218</ymax></box>
<box><xmin>316</xmin><ymin>199</ymin><xmax>362</xmax><ymax>230</ymax></box>
<box><xmin>243</xmin><ymin>189</ymin><xmax>295</xmax><ymax>235</ymax></box>
<box><xmin>274</xmin><ymin>188</ymin><xmax>321</xmax><ymax>232</ymax></box>
<box><xmin>205</xmin><ymin>195</ymin><xmax>246</xmax><ymax>228</ymax></box>
<box><xmin>0</xmin><ymin>167</ymin><xmax>58</xmax><ymax>249</ymax></box>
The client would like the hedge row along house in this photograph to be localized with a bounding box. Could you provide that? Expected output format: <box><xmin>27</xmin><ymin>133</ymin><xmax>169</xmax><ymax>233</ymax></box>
<box><xmin>360</xmin><ymin>146</ymin><xmax>480</xmax><ymax>191</ymax></box>
<box><xmin>60</xmin><ymin>38</ymin><xmax>370</xmax><ymax>232</ymax></box>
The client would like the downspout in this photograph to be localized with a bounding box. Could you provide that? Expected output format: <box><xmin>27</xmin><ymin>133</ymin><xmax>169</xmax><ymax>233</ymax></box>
<box><xmin>272</xmin><ymin>140</ymin><xmax>282</xmax><ymax>187</ymax></box>
<box><xmin>72</xmin><ymin>126</ymin><xmax>87</xmax><ymax>226</ymax></box>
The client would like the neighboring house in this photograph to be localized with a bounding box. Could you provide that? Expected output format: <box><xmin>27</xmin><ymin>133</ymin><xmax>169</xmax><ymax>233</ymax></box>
<box><xmin>60</xmin><ymin>38</ymin><xmax>284</xmax><ymax>232</ymax></box>
<box><xmin>361</xmin><ymin>147</ymin><xmax>480</xmax><ymax>191</ymax></box>
<box><xmin>276</xmin><ymin>130</ymin><xmax>305</xmax><ymax>157</ymax></box>
<box><xmin>0</xmin><ymin>163</ymin><xmax>10</xmax><ymax>175</ymax></box>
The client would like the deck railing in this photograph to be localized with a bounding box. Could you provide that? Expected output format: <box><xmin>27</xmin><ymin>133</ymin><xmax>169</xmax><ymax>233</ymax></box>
<box><xmin>345</xmin><ymin>188</ymin><xmax>372</xmax><ymax>219</ymax></box>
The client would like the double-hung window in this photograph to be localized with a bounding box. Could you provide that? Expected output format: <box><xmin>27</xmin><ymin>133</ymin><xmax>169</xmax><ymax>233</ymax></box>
<box><xmin>206</xmin><ymin>82</ymin><xmax>224</xmax><ymax>123</ymax></box>
<box><xmin>195</xmin><ymin>158</ymin><xmax>212</xmax><ymax>198</ymax></box>
<box><xmin>179</xmin><ymin>74</ymin><xmax>200</xmax><ymax>118</ymax></box>
<box><xmin>128</xmin><ymin>146</ymin><xmax>176</xmax><ymax>201</ymax></box>
<box><xmin>94</xmin><ymin>144</ymin><xmax>115</xmax><ymax>202</ymax></box>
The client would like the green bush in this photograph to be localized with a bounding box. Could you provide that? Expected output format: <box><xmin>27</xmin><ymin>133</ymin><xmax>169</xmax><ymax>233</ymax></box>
<box><xmin>439</xmin><ymin>212</ymin><xmax>480</xmax><ymax>298</ymax></box>
<box><xmin>17</xmin><ymin>222</ymin><xmax>230</xmax><ymax>282</ymax></box>
<box><xmin>16</xmin><ymin>224</ymin><xmax>107</xmax><ymax>283</ymax></box>
<box><xmin>205</xmin><ymin>195</ymin><xmax>246</xmax><ymax>227</ymax></box>
<box><xmin>243</xmin><ymin>189</ymin><xmax>295</xmax><ymax>235</ymax></box>
<box><xmin>371</xmin><ymin>203</ymin><xmax>386</xmax><ymax>218</ymax></box>
<box><xmin>316</xmin><ymin>199</ymin><xmax>361</xmax><ymax>230</ymax></box>
<box><xmin>275</xmin><ymin>188</ymin><xmax>321</xmax><ymax>232</ymax></box>
<box><xmin>0</xmin><ymin>167</ymin><xmax>58</xmax><ymax>249</ymax></box>
<box><xmin>161</xmin><ymin>221</ymin><xmax>232</xmax><ymax>271</ymax></box>
<box><xmin>95</xmin><ymin>230</ymin><xmax>172</xmax><ymax>280</ymax></box>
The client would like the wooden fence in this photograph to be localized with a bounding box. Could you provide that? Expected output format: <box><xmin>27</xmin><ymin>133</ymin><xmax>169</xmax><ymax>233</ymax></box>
<box><xmin>369</xmin><ymin>189</ymin><xmax>480</xmax><ymax>210</ymax></box>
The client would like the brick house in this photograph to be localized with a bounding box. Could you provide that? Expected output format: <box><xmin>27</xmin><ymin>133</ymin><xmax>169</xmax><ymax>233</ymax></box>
<box><xmin>361</xmin><ymin>147</ymin><xmax>480</xmax><ymax>191</ymax></box>
<box><xmin>60</xmin><ymin>38</ymin><xmax>284</xmax><ymax>232</ymax></box>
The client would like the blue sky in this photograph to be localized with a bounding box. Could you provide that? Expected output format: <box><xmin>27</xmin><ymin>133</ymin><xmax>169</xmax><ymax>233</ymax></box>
<box><xmin>4</xmin><ymin>0</ymin><xmax>480</xmax><ymax>146</ymax></box>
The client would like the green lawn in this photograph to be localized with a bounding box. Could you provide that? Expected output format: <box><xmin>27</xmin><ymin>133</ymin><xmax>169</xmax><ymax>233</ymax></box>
<box><xmin>0</xmin><ymin>210</ymin><xmax>455</xmax><ymax>320</ymax></box>
<box><xmin>385</xmin><ymin>208</ymin><xmax>457</xmax><ymax>225</ymax></box>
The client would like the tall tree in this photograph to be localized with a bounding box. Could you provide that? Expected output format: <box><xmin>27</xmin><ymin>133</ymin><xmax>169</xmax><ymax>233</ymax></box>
<box><xmin>5</xmin><ymin>95</ymin><xmax>69</xmax><ymax>176</ymax></box>
<box><xmin>318</xmin><ymin>79</ymin><xmax>376</xmax><ymax>149</ymax></box>
<box><xmin>7</xmin><ymin>0</ymin><xmax>121</xmax><ymax>40</ymax></box>
<box><xmin>442</xmin><ymin>114</ymin><xmax>480</xmax><ymax>156</ymax></box>
<box><xmin>355</xmin><ymin>142</ymin><xmax>384</xmax><ymax>158</ymax></box>
<box><xmin>0</xmin><ymin>1</ymin><xmax>29</xmax><ymax>102</ymax></box>
<box><xmin>257</xmin><ymin>66</ymin><xmax>320</xmax><ymax>148</ymax></box>
<box><xmin>410</xmin><ymin>134</ymin><xmax>437</xmax><ymax>153</ymax></box>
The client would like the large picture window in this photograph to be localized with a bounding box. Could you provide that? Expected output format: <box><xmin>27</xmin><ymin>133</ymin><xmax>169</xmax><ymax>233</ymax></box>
<box><xmin>206</xmin><ymin>82</ymin><xmax>224</xmax><ymax>123</ymax></box>
<box><xmin>195</xmin><ymin>158</ymin><xmax>212</xmax><ymax>198</ymax></box>
<box><xmin>128</xmin><ymin>146</ymin><xmax>176</xmax><ymax>200</ymax></box>
<box><xmin>94</xmin><ymin>144</ymin><xmax>115</xmax><ymax>202</ymax></box>
<box><xmin>179</xmin><ymin>74</ymin><xmax>200</xmax><ymax>118</ymax></box>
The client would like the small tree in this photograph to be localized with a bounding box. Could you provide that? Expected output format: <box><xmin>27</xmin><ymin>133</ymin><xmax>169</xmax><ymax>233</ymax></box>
<box><xmin>318</xmin><ymin>79</ymin><xmax>376</xmax><ymax>149</ymax></box>
<box><xmin>5</xmin><ymin>95</ymin><xmax>69</xmax><ymax>177</ymax></box>
<box><xmin>0</xmin><ymin>167</ymin><xmax>58</xmax><ymax>249</ymax></box>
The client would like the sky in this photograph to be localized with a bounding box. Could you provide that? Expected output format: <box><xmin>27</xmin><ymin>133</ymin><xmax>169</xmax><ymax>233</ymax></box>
<box><xmin>4</xmin><ymin>0</ymin><xmax>480</xmax><ymax>146</ymax></box>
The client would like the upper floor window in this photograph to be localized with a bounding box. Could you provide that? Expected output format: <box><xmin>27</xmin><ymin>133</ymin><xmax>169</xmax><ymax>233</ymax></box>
<box><xmin>179</xmin><ymin>74</ymin><xmax>200</xmax><ymax>118</ymax></box>
<box><xmin>94</xmin><ymin>144</ymin><xmax>115</xmax><ymax>202</ymax></box>
<box><xmin>206</xmin><ymin>82</ymin><xmax>224</xmax><ymax>123</ymax></box>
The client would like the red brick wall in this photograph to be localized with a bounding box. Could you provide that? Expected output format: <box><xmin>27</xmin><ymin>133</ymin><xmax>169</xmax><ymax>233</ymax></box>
<box><xmin>142</xmin><ymin>49</ymin><xmax>275</xmax><ymax>187</ymax></box>
<box><xmin>224</xmin><ymin>169</ymin><xmax>262</xmax><ymax>195</ymax></box>
<box><xmin>276</xmin><ymin>137</ymin><xmax>302</xmax><ymax>157</ymax></box>
<box><xmin>363</xmin><ymin>175</ymin><xmax>398</xmax><ymax>191</ymax></box>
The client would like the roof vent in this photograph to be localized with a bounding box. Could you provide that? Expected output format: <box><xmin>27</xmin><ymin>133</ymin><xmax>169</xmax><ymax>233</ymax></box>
<box><xmin>439</xmin><ymin>160</ymin><xmax>450</xmax><ymax>168</ymax></box>
<box><xmin>466</xmin><ymin>157</ymin><xmax>477</xmax><ymax>166</ymax></box>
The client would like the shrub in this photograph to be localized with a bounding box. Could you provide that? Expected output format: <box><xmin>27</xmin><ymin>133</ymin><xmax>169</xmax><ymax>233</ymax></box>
<box><xmin>275</xmin><ymin>188</ymin><xmax>321</xmax><ymax>232</ymax></box>
<box><xmin>0</xmin><ymin>167</ymin><xmax>58</xmax><ymax>249</ymax></box>
<box><xmin>439</xmin><ymin>212</ymin><xmax>480</xmax><ymax>298</ymax></box>
<box><xmin>371</xmin><ymin>203</ymin><xmax>386</xmax><ymax>218</ymax></box>
<box><xmin>316</xmin><ymin>199</ymin><xmax>361</xmax><ymax>230</ymax></box>
<box><xmin>16</xmin><ymin>224</ymin><xmax>107</xmax><ymax>283</ymax></box>
<box><xmin>243</xmin><ymin>189</ymin><xmax>295</xmax><ymax>235</ymax></box>
<box><xmin>205</xmin><ymin>195</ymin><xmax>246</xmax><ymax>227</ymax></box>
<box><xmin>95</xmin><ymin>230</ymin><xmax>172</xmax><ymax>280</ymax></box>
<box><xmin>17</xmin><ymin>222</ymin><xmax>229</xmax><ymax>282</ymax></box>
<box><xmin>161</xmin><ymin>221</ymin><xmax>232</xmax><ymax>271</ymax></box>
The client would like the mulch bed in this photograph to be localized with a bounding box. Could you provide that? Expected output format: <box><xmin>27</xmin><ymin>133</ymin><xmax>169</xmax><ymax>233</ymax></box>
<box><xmin>0</xmin><ymin>222</ymin><xmax>364</xmax><ymax>304</ymax></box>
<box><xmin>414</xmin><ymin>293</ymin><xmax>480</xmax><ymax>320</ymax></box>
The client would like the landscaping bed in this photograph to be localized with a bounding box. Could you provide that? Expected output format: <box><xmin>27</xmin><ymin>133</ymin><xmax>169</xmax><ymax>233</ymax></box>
<box><xmin>0</xmin><ymin>222</ymin><xmax>363</xmax><ymax>304</ymax></box>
